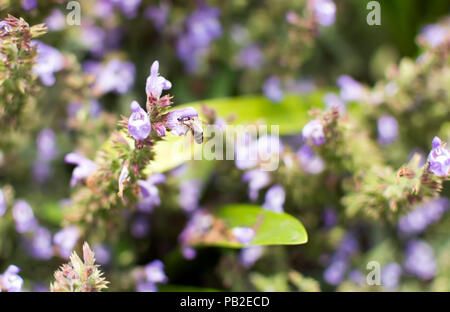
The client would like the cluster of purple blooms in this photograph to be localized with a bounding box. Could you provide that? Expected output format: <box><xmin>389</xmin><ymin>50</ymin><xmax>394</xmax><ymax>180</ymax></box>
<box><xmin>31</xmin><ymin>41</ymin><xmax>64</xmax><ymax>86</ymax></box>
<box><xmin>9</xmin><ymin>199</ymin><xmax>79</xmax><ymax>260</ymax></box>
<box><xmin>176</xmin><ymin>5</ymin><xmax>222</xmax><ymax>73</ymax></box>
<box><xmin>0</xmin><ymin>265</ymin><xmax>23</xmax><ymax>292</ymax></box>
<box><xmin>33</xmin><ymin>129</ymin><xmax>58</xmax><ymax>183</ymax></box>
<box><xmin>398</xmin><ymin>198</ymin><xmax>448</xmax><ymax>236</ymax></box>
<box><xmin>136</xmin><ymin>260</ymin><xmax>168</xmax><ymax>292</ymax></box>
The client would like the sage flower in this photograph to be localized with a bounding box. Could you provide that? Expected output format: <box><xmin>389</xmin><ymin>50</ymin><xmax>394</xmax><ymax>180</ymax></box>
<box><xmin>12</xmin><ymin>200</ymin><xmax>37</xmax><ymax>233</ymax></box>
<box><xmin>427</xmin><ymin>136</ymin><xmax>450</xmax><ymax>177</ymax></box>
<box><xmin>232</xmin><ymin>227</ymin><xmax>255</xmax><ymax>244</ymax></box>
<box><xmin>404</xmin><ymin>240</ymin><xmax>436</xmax><ymax>280</ymax></box>
<box><xmin>336</xmin><ymin>75</ymin><xmax>364</xmax><ymax>102</ymax></box>
<box><xmin>137</xmin><ymin>174</ymin><xmax>166</xmax><ymax>213</ymax></box>
<box><xmin>64</xmin><ymin>153</ymin><xmax>97</xmax><ymax>187</ymax></box>
<box><xmin>53</xmin><ymin>226</ymin><xmax>80</xmax><ymax>259</ymax></box>
<box><xmin>302</xmin><ymin>120</ymin><xmax>326</xmax><ymax>146</ymax></box>
<box><xmin>32</xmin><ymin>41</ymin><xmax>64</xmax><ymax>86</ymax></box>
<box><xmin>0</xmin><ymin>265</ymin><xmax>23</xmax><ymax>292</ymax></box>
<box><xmin>165</xmin><ymin>107</ymin><xmax>199</xmax><ymax>136</ymax></box>
<box><xmin>263</xmin><ymin>76</ymin><xmax>284</xmax><ymax>103</ymax></box>
<box><xmin>145</xmin><ymin>60</ymin><xmax>172</xmax><ymax>99</ymax></box>
<box><xmin>262</xmin><ymin>184</ymin><xmax>285</xmax><ymax>213</ymax></box>
<box><xmin>128</xmin><ymin>101</ymin><xmax>151</xmax><ymax>141</ymax></box>
<box><xmin>377</xmin><ymin>115</ymin><xmax>399</xmax><ymax>145</ymax></box>
<box><xmin>312</xmin><ymin>0</ymin><xmax>336</xmax><ymax>27</ymax></box>
<box><xmin>239</xmin><ymin>246</ymin><xmax>264</xmax><ymax>268</ymax></box>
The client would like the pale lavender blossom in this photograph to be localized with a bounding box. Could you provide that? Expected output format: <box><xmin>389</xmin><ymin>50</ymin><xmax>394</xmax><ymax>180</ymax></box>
<box><xmin>136</xmin><ymin>281</ymin><xmax>157</xmax><ymax>292</ymax></box>
<box><xmin>32</xmin><ymin>41</ymin><xmax>64</xmax><ymax>86</ymax></box>
<box><xmin>128</xmin><ymin>101</ymin><xmax>151</xmax><ymax>141</ymax></box>
<box><xmin>232</xmin><ymin>227</ymin><xmax>255</xmax><ymax>245</ymax></box>
<box><xmin>178</xmin><ymin>179</ymin><xmax>203</xmax><ymax>213</ymax></box>
<box><xmin>137</xmin><ymin>174</ymin><xmax>166</xmax><ymax>213</ymax></box>
<box><xmin>312</xmin><ymin>0</ymin><xmax>336</xmax><ymax>27</ymax></box>
<box><xmin>237</xmin><ymin>45</ymin><xmax>263</xmax><ymax>69</ymax></box>
<box><xmin>64</xmin><ymin>153</ymin><xmax>97</xmax><ymax>187</ymax></box>
<box><xmin>0</xmin><ymin>189</ymin><xmax>6</xmax><ymax>217</ymax></box>
<box><xmin>377</xmin><ymin>115</ymin><xmax>399</xmax><ymax>145</ymax></box>
<box><xmin>36</xmin><ymin>129</ymin><xmax>58</xmax><ymax>162</ymax></box>
<box><xmin>145</xmin><ymin>60</ymin><xmax>172</xmax><ymax>99</ymax></box>
<box><xmin>94</xmin><ymin>59</ymin><xmax>135</xmax><ymax>95</ymax></box>
<box><xmin>427</xmin><ymin>136</ymin><xmax>450</xmax><ymax>177</ymax></box>
<box><xmin>115</xmin><ymin>0</ymin><xmax>142</xmax><ymax>19</ymax></box>
<box><xmin>323</xmin><ymin>93</ymin><xmax>346</xmax><ymax>114</ymax></box>
<box><xmin>336</xmin><ymin>232</ymin><xmax>359</xmax><ymax>258</ymax></box>
<box><xmin>0</xmin><ymin>265</ymin><xmax>23</xmax><ymax>292</ymax></box>
<box><xmin>262</xmin><ymin>184</ymin><xmax>285</xmax><ymax>213</ymax></box>
<box><xmin>145</xmin><ymin>260</ymin><xmax>168</xmax><ymax>284</ymax></box>
<box><xmin>145</xmin><ymin>5</ymin><xmax>169</xmax><ymax>30</ymax></box>
<box><xmin>381</xmin><ymin>262</ymin><xmax>402</xmax><ymax>290</ymax></box>
<box><xmin>27</xmin><ymin>226</ymin><xmax>54</xmax><ymax>260</ymax></box>
<box><xmin>324</xmin><ymin>258</ymin><xmax>348</xmax><ymax>285</ymax></box>
<box><xmin>182</xmin><ymin>247</ymin><xmax>197</xmax><ymax>260</ymax></box>
<box><xmin>131</xmin><ymin>214</ymin><xmax>151</xmax><ymax>238</ymax></box>
<box><xmin>165</xmin><ymin>107</ymin><xmax>199</xmax><ymax>136</ymax></box>
<box><xmin>239</xmin><ymin>246</ymin><xmax>264</xmax><ymax>268</ymax></box>
<box><xmin>12</xmin><ymin>200</ymin><xmax>37</xmax><ymax>233</ymax></box>
<box><xmin>263</xmin><ymin>76</ymin><xmax>284</xmax><ymax>103</ymax></box>
<box><xmin>242</xmin><ymin>169</ymin><xmax>271</xmax><ymax>201</ymax></box>
<box><xmin>323</xmin><ymin>207</ymin><xmax>338</xmax><ymax>228</ymax></box>
<box><xmin>336</xmin><ymin>75</ymin><xmax>364</xmax><ymax>102</ymax></box>
<box><xmin>45</xmin><ymin>9</ymin><xmax>65</xmax><ymax>31</ymax></box>
<box><xmin>420</xmin><ymin>24</ymin><xmax>447</xmax><ymax>47</ymax></box>
<box><xmin>0</xmin><ymin>21</ymin><xmax>11</xmax><ymax>37</ymax></box>
<box><xmin>176</xmin><ymin>6</ymin><xmax>222</xmax><ymax>72</ymax></box>
<box><xmin>404</xmin><ymin>240</ymin><xmax>436</xmax><ymax>280</ymax></box>
<box><xmin>297</xmin><ymin>145</ymin><xmax>325</xmax><ymax>174</ymax></box>
<box><xmin>179</xmin><ymin>210</ymin><xmax>213</xmax><ymax>247</ymax></box>
<box><xmin>398</xmin><ymin>198</ymin><xmax>448</xmax><ymax>236</ymax></box>
<box><xmin>302</xmin><ymin>120</ymin><xmax>326</xmax><ymax>146</ymax></box>
<box><xmin>348</xmin><ymin>269</ymin><xmax>364</xmax><ymax>285</ymax></box>
<box><xmin>53</xmin><ymin>226</ymin><xmax>80</xmax><ymax>259</ymax></box>
<box><xmin>93</xmin><ymin>244</ymin><xmax>111</xmax><ymax>265</ymax></box>
<box><xmin>21</xmin><ymin>0</ymin><xmax>37</xmax><ymax>11</ymax></box>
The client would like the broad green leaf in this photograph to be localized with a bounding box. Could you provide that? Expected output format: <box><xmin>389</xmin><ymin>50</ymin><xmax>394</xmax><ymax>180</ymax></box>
<box><xmin>193</xmin><ymin>204</ymin><xmax>308</xmax><ymax>248</ymax></box>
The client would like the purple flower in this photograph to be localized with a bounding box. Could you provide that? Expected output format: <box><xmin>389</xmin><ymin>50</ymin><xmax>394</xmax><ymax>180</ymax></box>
<box><xmin>145</xmin><ymin>5</ymin><xmax>169</xmax><ymax>30</ymax></box>
<box><xmin>165</xmin><ymin>107</ymin><xmax>199</xmax><ymax>136</ymax></box>
<box><xmin>324</xmin><ymin>258</ymin><xmax>348</xmax><ymax>285</ymax></box>
<box><xmin>242</xmin><ymin>169</ymin><xmax>271</xmax><ymax>201</ymax></box>
<box><xmin>27</xmin><ymin>226</ymin><xmax>54</xmax><ymax>260</ymax></box>
<box><xmin>0</xmin><ymin>265</ymin><xmax>23</xmax><ymax>292</ymax></box>
<box><xmin>237</xmin><ymin>45</ymin><xmax>263</xmax><ymax>69</ymax></box>
<box><xmin>21</xmin><ymin>0</ymin><xmax>37</xmax><ymax>11</ymax></box>
<box><xmin>302</xmin><ymin>120</ymin><xmax>326</xmax><ymax>146</ymax></box>
<box><xmin>404</xmin><ymin>240</ymin><xmax>436</xmax><ymax>280</ymax></box>
<box><xmin>145</xmin><ymin>260</ymin><xmax>168</xmax><ymax>284</ymax></box>
<box><xmin>398</xmin><ymin>198</ymin><xmax>448</xmax><ymax>236</ymax></box>
<box><xmin>323</xmin><ymin>93</ymin><xmax>346</xmax><ymax>114</ymax></box>
<box><xmin>32</xmin><ymin>41</ymin><xmax>64</xmax><ymax>86</ymax></box>
<box><xmin>176</xmin><ymin>6</ymin><xmax>222</xmax><ymax>72</ymax></box>
<box><xmin>427</xmin><ymin>136</ymin><xmax>450</xmax><ymax>177</ymax></box>
<box><xmin>64</xmin><ymin>153</ymin><xmax>97</xmax><ymax>187</ymax></box>
<box><xmin>297</xmin><ymin>145</ymin><xmax>325</xmax><ymax>174</ymax></box>
<box><xmin>178</xmin><ymin>179</ymin><xmax>203</xmax><ymax>213</ymax></box>
<box><xmin>131</xmin><ymin>214</ymin><xmax>151</xmax><ymax>238</ymax></box>
<box><xmin>262</xmin><ymin>184</ymin><xmax>285</xmax><ymax>213</ymax></box>
<box><xmin>239</xmin><ymin>246</ymin><xmax>264</xmax><ymax>268</ymax></box>
<box><xmin>136</xmin><ymin>281</ymin><xmax>157</xmax><ymax>292</ymax></box>
<box><xmin>93</xmin><ymin>244</ymin><xmax>111</xmax><ymax>265</ymax></box>
<box><xmin>116</xmin><ymin>0</ymin><xmax>142</xmax><ymax>19</ymax></box>
<box><xmin>336</xmin><ymin>75</ymin><xmax>364</xmax><ymax>102</ymax></box>
<box><xmin>263</xmin><ymin>76</ymin><xmax>284</xmax><ymax>103</ymax></box>
<box><xmin>45</xmin><ymin>9</ymin><xmax>65</xmax><ymax>31</ymax></box>
<box><xmin>145</xmin><ymin>61</ymin><xmax>172</xmax><ymax>99</ymax></box>
<box><xmin>323</xmin><ymin>207</ymin><xmax>338</xmax><ymax>228</ymax></box>
<box><xmin>232</xmin><ymin>227</ymin><xmax>255</xmax><ymax>245</ymax></box>
<box><xmin>179</xmin><ymin>210</ymin><xmax>213</xmax><ymax>247</ymax></box>
<box><xmin>128</xmin><ymin>101</ymin><xmax>151</xmax><ymax>141</ymax></box>
<box><xmin>0</xmin><ymin>21</ymin><xmax>11</xmax><ymax>37</ymax></box>
<box><xmin>420</xmin><ymin>24</ymin><xmax>447</xmax><ymax>47</ymax></box>
<box><xmin>381</xmin><ymin>262</ymin><xmax>402</xmax><ymax>290</ymax></box>
<box><xmin>377</xmin><ymin>115</ymin><xmax>399</xmax><ymax>145</ymax></box>
<box><xmin>94</xmin><ymin>59</ymin><xmax>135</xmax><ymax>95</ymax></box>
<box><xmin>182</xmin><ymin>247</ymin><xmax>197</xmax><ymax>260</ymax></box>
<box><xmin>137</xmin><ymin>174</ymin><xmax>166</xmax><ymax>213</ymax></box>
<box><xmin>12</xmin><ymin>200</ymin><xmax>37</xmax><ymax>233</ymax></box>
<box><xmin>36</xmin><ymin>129</ymin><xmax>58</xmax><ymax>162</ymax></box>
<box><xmin>312</xmin><ymin>0</ymin><xmax>336</xmax><ymax>27</ymax></box>
<box><xmin>53</xmin><ymin>226</ymin><xmax>80</xmax><ymax>259</ymax></box>
<box><xmin>337</xmin><ymin>232</ymin><xmax>359</xmax><ymax>258</ymax></box>
<box><xmin>0</xmin><ymin>189</ymin><xmax>6</xmax><ymax>217</ymax></box>
<box><xmin>235</xmin><ymin>134</ymin><xmax>282</xmax><ymax>171</ymax></box>
<box><xmin>348</xmin><ymin>269</ymin><xmax>364</xmax><ymax>285</ymax></box>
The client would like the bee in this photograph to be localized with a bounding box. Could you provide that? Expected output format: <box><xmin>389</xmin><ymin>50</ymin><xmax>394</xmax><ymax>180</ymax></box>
<box><xmin>178</xmin><ymin>116</ymin><xmax>204</xmax><ymax>144</ymax></box>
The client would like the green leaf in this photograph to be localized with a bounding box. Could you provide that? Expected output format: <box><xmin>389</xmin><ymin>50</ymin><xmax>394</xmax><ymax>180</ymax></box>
<box><xmin>194</xmin><ymin>204</ymin><xmax>308</xmax><ymax>248</ymax></box>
